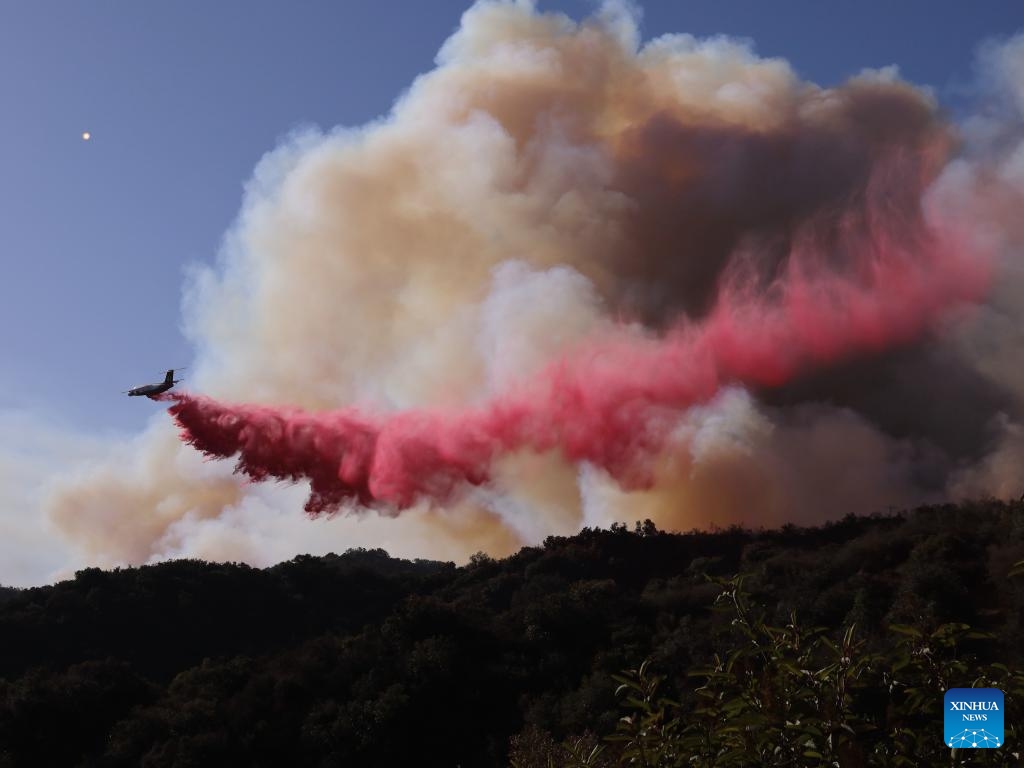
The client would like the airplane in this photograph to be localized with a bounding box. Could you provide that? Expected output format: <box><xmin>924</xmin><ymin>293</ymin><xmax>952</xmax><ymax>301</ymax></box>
<box><xmin>124</xmin><ymin>368</ymin><xmax>185</xmax><ymax>399</ymax></box>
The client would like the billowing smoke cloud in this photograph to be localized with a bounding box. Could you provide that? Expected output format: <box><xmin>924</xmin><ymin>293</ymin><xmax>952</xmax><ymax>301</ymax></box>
<box><xmin>162</xmin><ymin>202</ymin><xmax>988</xmax><ymax>513</ymax></box>
<box><xmin>42</xmin><ymin>1</ymin><xmax>1024</xmax><ymax>575</ymax></box>
<box><xmin>942</xmin><ymin>32</ymin><xmax>1024</xmax><ymax>502</ymax></box>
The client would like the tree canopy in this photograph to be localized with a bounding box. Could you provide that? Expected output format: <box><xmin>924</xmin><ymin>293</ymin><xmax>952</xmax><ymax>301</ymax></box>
<box><xmin>1</xmin><ymin>499</ymin><xmax>1022</xmax><ymax>766</ymax></box>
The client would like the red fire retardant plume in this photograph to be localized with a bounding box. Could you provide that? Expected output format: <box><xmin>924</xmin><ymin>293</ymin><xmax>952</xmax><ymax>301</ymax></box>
<box><xmin>164</xmin><ymin>221</ymin><xmax>991</xmax><ymax>515</ymax></box>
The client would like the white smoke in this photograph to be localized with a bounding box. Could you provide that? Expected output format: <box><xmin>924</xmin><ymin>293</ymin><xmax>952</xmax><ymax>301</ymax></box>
<box><xmin>17</xmin><ymin>5</ymin><xmax>1023</xmax><ymax>584</ymax></box>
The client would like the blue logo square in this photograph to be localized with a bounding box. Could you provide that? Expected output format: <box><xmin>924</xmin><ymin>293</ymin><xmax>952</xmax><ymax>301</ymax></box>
<box><xmin>944</xmin><ymin>688</ymin><xmax>1004</xmax><ymax>748</ymax></box>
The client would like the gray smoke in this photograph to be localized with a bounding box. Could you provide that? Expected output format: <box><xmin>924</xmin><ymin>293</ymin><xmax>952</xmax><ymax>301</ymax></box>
<box><xmin>34</xmin><ymin>3</ymin><xmax>1024</xmax><ymax>577</ymax></box>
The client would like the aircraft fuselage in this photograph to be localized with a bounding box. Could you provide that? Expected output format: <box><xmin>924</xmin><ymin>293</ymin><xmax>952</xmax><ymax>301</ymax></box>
<box><xmin>126</xmin><ymin>370</ymin><xmax>180</xmax><ymax>399</ymax></box>
<box><xmin>127</xmin><ymin>382</ymin><xmax>173</xmax><ymax>399</ymax></box>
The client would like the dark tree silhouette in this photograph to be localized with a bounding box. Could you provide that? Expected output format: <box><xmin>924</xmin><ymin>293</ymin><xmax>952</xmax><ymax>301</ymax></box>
<box><xmin>0</xmin><ymin>501</ymin><xmax>1021</xmax><ymax>766</ymax></box>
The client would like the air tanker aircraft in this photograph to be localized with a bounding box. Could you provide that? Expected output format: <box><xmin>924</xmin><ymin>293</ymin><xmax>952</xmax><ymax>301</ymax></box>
<box><xmin>124</xmin><ymin>369</ymin><xmax>184</xmax><ymax>399</ymax></box>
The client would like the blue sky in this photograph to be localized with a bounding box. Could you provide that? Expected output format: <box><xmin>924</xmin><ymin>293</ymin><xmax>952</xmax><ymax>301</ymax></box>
<box><xmin>0</xmin><ymin>0</ymin><xmax>1021</xmax><ymax>437</ymax></box>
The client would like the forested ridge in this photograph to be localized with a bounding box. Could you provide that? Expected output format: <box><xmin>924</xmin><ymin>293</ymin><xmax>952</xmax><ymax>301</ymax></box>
<box><xmin>1</xmin><ymin>500</ymin><xmax>1023</xmax><ymax>767</ymax></box>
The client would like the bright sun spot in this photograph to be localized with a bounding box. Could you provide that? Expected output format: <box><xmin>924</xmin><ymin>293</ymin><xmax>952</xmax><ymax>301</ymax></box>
<box><xmin>81</xmin><ymin>131</ymin><xmax>91</xmax><ymax>141</ymax></box>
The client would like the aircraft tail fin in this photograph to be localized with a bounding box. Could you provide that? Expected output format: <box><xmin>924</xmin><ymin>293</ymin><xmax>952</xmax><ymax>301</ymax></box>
<box><xmin>165</xmin><ymin>370</ymin><xmax>175</xmax><ymax>385</ymax></box>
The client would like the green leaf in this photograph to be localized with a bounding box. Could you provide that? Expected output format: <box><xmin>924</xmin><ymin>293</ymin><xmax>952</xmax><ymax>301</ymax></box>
<box><xmin>888</xmin><ymin>624</ymin><xmax>923</xmax><ymax>638</ymax></box>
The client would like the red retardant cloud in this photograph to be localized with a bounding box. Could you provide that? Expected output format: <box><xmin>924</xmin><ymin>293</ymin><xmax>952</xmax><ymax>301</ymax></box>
<box><xmin>164</xmin><ymin>218</ymin><xmax>991</xmax><ymax>515</ymax></box>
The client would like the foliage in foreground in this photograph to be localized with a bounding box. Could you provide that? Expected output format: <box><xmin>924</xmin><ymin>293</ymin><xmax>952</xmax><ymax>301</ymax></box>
<box><xmin>512</xmin><ymin>573</ymin><xmax>1024</xmax><ymax>767</ymax></box>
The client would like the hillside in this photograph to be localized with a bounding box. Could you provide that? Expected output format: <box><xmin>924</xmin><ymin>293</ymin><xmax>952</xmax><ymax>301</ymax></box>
<box><xmin>1</xmin><ymin>500</ymin><xmax>1023</xmax><ymax>767</ymax></box>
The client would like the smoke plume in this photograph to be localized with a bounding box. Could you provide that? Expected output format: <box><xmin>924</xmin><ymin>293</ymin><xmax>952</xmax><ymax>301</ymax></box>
<box><xmin>44</xmin><ymin>1</ymin><xmax>1024</xmax><ymax>572</ymax></box>
<box><xmin>163</xmin><ymin>201</ymin><xmax>989</xmax><ymax>513</ymax></box>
